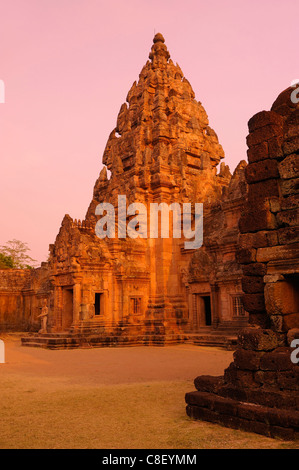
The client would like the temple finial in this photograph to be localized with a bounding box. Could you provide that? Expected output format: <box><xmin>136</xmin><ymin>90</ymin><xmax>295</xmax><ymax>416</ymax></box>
<box><xmin>149</xmin><ymin>32</ymin><xmax>169</xmax><ymax>66</ymax></box>
<box><xmin>153</xmin><ymin>32</ymin><xmax>165</xmax><ymax>44</ymax></box>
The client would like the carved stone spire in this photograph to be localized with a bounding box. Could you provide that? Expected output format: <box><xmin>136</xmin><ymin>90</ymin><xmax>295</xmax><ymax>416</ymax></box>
<box><xmin>87</xmin><ymin>33</ymin><xmax>228</xmax><ymax>218</ymax></box>
<box><xmin>149</xmin><ymin>33</ymin><xmax>170</xmax><ymax>68</ymax></box>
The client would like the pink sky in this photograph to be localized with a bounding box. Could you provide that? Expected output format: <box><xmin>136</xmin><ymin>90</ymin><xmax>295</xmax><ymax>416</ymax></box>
<box><xmin>0</xmin><ymin>0</ymin><xmax>298</xmax><ymax>264</ymax></box>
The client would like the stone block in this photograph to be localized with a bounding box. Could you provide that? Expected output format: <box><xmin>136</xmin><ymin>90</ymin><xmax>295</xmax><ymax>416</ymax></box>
<box><xmin>254</xmin><ymin>370</ymin><xmax>277</xmax><ymax>387</ymax></box>
<box><xmin>245</xmin><ymin>160</ymin><xmax>279</xmax><ymax>184</ymax></box>
<box><xmin>278</xmin><ymin>154</ymin><xmax>299</xmax><ymax>180</ymax></box>
<box><xmin>236</xmin><ymin>369</ymin><xmax>259</xmax><ymax>388</ymax></box>
<box><xmin>256</xmin><ymin>243</ymin><xmax>299</xmax><ymax>262</ymax></box>
<box><xmin>223</xmin><ymin>362</ymin><xmax>238</xmax><ymax>384</ymax></box>
<box><xmin>245</xmin><ymin>388</ymin><xmax>297</xmax><ymax>409</ymax></box>
<box><xmin>218</xmin><ymin>385</ymin><xmax>247</xmax><ymax>402</ymax></box>
<box><xmin>281</xmin><ymin>194</ymin><xmax>299</xmax><ymax>210</ymax></box>
<box><xmin>276</xmin><ymin>208</ymin><xmax>299</xmax><ymax>227</ymax></box>
<box><xmin>248</xmin><ymin>313</ymin><xmax>271</xmax><ymax>329</ymax></box>
<box><xmin>248</xmin><ymin>111</ymin><xmax>284</xmax><ymax>133</ymax></box>
<box><xmin>283</xmin><ymin>313</ymin><xmax>299</xmax><ymax>330</ymax></box>
<box><xmin>241</xmin><ymin>275</ymin><xmax>264</xmax><ymax>294</ymax></box>
<box><xmin>269</xmin><ymin>314</ymin><xmax>284</xmax><ymax>332</ymax></box>
<box><xmin>185</xmin><ymin>391</ymin><xmax>215</xmax><ymax>408</ymax></box>
<box><xmin>239</xmin><ymin>209</ymin><xmax>277</xmax><ymax>233</ymax></box>
<box><xmin>247</xmin><ymin>142</ymin><xmax>268</xmax><ymax>163</ymax></box>
<box><xmin>186</xmin><ymin>405</ymin><xmax>219</xmax><ymax>424</ymax></box>
<box><xmin>194</xmin><ymin>375</ymin><xmax>223</xmax><ymax>393</ymax></box>
<box><xmin>287</xmin><ymin>328</ymin><xmax>299</xmax><ymax>345</ymax></box>
<box><xmin>238</xmin><ymin>327</ymin><xmax>278</xmax><ymax>351</ymax></box>
<box><xmin>284</xmin><ymin>107</ymin><xmax>299</xmax><ymax>129</ymax></box>
<box><xmin>281</xmin><ymin>177</ymin><xmax>299</xmax><ymax>196</ymax></box>
<box><xmin>243</xmin><ymin>263</ymin><xmax>267</xmax><ymax>277</ymax></box>
<box><xmin>283</xmin><ymin>136</ymin><xmax>299</xmax><ymax>155</ymax></box>
<box><xmin>277</xmin><ymin>226</ymin><xmax>299</xmax><ymax>245</ymax></box>
<box><xmin>269</xmin><ymin>197</ymin><xmax>281</xmax><ymax>213</ymax></box>
<box><xmin>253</xmin><ymin>231</ymin><xmax>270</xmax><ymax>247</ymax></box>
<box><xmin>271</xmin><ymin>88</ymin><xmax>296</xmax><ymax>117</ymax></box>
<box><xmin>260</xmin><ymin>348</ymin><xmax>293</xmax><ymax>371</ymax></box>
<box><xmin>263</xmin><ymin>274</ymin><xmax>284</xmax><ymax>283</ymax></box>
<box><xmin>266</xmin><ymin>406</ymin><xmax>299</xmax><ymax>428</ymax></box>
<box><xmin>233</xmin><ymin>347</ymin><xmax>264</xmax><ymax>371</ymax></box>
<box><xmin>264</xmin><ymin>280</ymin><xmax>299</xmax><ymax>317</ymax></box>
<box><xmin>276</xmin><ymin>369</ymin><xmax>299</xmax><ymax>391</ymax></box>
<box><xmin>217</xmin><ymin>413</ymin><xmax>242</xmax><ymax>430</ymax></box>
<box><xmin>267</xmin><ymin>135</ymin><xmax>284</xmax><ymax>159</ymax></box>
<box><xmin>243</xmin><ymin>419</ymin><xmax>272</xmax><ymax>438</ymax></box>
<box><xmin>246</xmin><ymin>124</ymin><xmax>283</xmax><ymax>148</ymax></box>
<box><xmin>242</xmin><ymin>294</ymin><xmax>266</xmax><ymax>314</ymax></box>
<box><xmin>270</xmin><ymin>426</ymin><xmax>295</xmax><ymax>440</ymax></box>
<box><xmin>266</xmin><ymin>231</ymin><xmax>278</xmax><ymax>246</ymax></box>
<box><xmin>236</xmin><ymin>248</ymin><xmax>257</xmax><ymax>264</ymax></box>
<box><xmin>238</xmin><ymin>232</ymin><xmax>268</xmax><ymax>249</ymax></box>
<box><xmin>236</xmin><ymin>402</ymin><xmax>265</xmax><ymax>422</ymax></box>
<box><xmin>213</xmin><ymin>395</ymin><xmax>238</xmax><ymax>416</ymax></box>
<box><xmin>248</xmin><ymin>179</ymin><xmax>280</xmax><ymax>204</ymax></box>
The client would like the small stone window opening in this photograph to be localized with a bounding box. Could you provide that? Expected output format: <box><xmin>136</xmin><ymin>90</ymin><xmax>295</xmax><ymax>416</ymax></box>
<box><xmin>232</xmin><ymin>295</ymin><xmax>245</xmax><ymax>317</ymax></box>
<box><xmin>131</xmin><ymin>297</ymin><xmax>142</xmax><ymax>315</ymax></box>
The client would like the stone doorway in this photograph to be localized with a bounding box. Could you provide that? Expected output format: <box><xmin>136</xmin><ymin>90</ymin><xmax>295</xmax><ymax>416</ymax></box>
<box><xmin>62</xmin><ymin>288</ymin><xmax>73</xmax><ymax>330</ymax></box>
<box><xmin>193</xmin><ymin>294</ymin><xmax>212</xmax><ymax>329</ymax></box>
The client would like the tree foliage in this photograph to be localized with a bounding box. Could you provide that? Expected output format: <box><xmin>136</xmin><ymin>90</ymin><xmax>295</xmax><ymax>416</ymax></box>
<box><xmin>0</xmin><ymin>239</ymin><xmax>37</xmax><ymax>269</ymax></box>
<box><xmin>0</xmin><ymin>253</ymin><xmax>14</xmax><ymax>269</ymax></box>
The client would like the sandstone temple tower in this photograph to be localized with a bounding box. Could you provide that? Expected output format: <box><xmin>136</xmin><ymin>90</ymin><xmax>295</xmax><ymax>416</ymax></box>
<box><xmin>0</xmin><ymin>34</ymin><xmax>248</xmax><ymax>348</ymax></box>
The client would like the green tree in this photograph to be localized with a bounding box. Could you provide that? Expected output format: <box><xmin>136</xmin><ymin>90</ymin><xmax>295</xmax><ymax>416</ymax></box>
<box><xmin>0</xmin><ymin>239</ymin><xmax>37</xmax><ymax>269</ymax></box>
<box><xmin>0</xmin><ymin>253</ymin><xmax>14</xmax><ymax>269</ymax></box>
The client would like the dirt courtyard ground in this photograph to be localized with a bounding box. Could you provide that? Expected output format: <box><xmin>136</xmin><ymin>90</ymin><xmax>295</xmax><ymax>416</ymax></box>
<box><xmin>0</xmin><ymin>334</ymin><xmax>297</xmax><ymax>449</ymax></box>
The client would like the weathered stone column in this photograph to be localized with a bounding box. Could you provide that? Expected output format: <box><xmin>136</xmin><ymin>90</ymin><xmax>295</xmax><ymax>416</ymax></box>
<box><xmin>80</xmin><ymin>284</ymin><xmax>92</xmax><ymax>321</ymax></box>
<box><xmin>53</xmin><ymin>286</ymin><xmax>63</xmax><ymax>331</ymax></box>
<box><xmin>72</xmin><ymin>283</ymin><xmax>81</xmax><ymax>326</ymax></box>
<box><xmin>210</xmin><ymin>284</ymin><xmax>219</xmax><ymax>328</ymax></box>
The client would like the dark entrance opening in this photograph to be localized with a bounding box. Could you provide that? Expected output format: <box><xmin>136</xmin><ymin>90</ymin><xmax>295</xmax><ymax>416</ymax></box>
<box><xmin>193</xmin><ymin>294</ymin><xmax>212</xmax><ymax>328</ymax></box>
<box><xmin>94</xmin><ymin>293</ymin><xmax>103</xmax><ymax>316</ymax></box>
<box><xmin>203</xmin><ymin>296</ymin><xmax>212</xmax><ymax>326</ymax></box>
<box><xmin>278</xmin><ymin>274</ymin><xmax>299</xmax><ymax>329</ymax></box>
<box><xmin>62</xmin><ymin>288</ymin><xmax>73</xmax><ymax>330</ymax></box>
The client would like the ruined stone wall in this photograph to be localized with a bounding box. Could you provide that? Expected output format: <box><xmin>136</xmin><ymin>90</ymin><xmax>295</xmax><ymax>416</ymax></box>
<box><xmin>238</xmin><ymin>87</ymin><xmax>299</xmax><ymax>336</ymax></box>
<box><xmin>0</xmin><ymin>269</ymin><xmax>32</xmax><ymax>330</ymax></box>
<box><xmin>186</xmin><ymin>87</ymin><xmax>299</xmax><ymax>440</ymax></box>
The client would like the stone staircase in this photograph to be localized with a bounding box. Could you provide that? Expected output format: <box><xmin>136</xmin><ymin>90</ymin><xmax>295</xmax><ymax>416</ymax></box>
<box><xmin>21</xmin><ymin>328</ymin><xmax>237</xmax><ymax>350</ymax></box>
<box><xmin>186</xmin><ymin>333</ymin><xmax>237</xmax><ymax>349</ymax></box>
<box><xmin>21</xmin><ymin>333</ymin><xmax>81</xmax><ymax>349</ymax></box>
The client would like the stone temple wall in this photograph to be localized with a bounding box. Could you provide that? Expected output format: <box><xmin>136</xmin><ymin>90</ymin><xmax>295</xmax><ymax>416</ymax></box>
<box><xmin>0</xmin><ymin>269</ymin><xmax>32</xmax><ymax>330</ymax></box>
<box><xmin>185</xmin><ymin>86</ymin><xmax>299</xmax><ymax>440</ymax></box>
